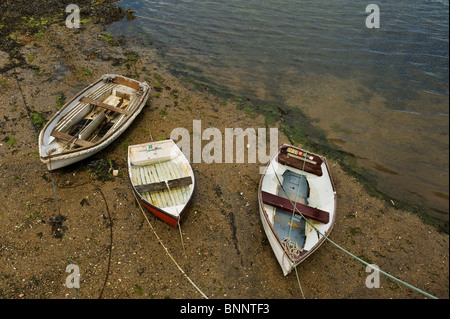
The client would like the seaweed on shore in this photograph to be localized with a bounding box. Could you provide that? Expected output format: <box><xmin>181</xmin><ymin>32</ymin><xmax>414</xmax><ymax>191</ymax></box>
<box><xmin>49</xmin><ymin>214</ymin><xmax>67</xmax><ymax>239</ymax></box>
<box><xmin>86</xmin><ymin>158</ymin><xmax>118</xmax><ymax>181</ymax></box>
<box><xmin>0</xmin><ymin>0</ymin><xmax>126</xmax><ymax>72</ymax></box>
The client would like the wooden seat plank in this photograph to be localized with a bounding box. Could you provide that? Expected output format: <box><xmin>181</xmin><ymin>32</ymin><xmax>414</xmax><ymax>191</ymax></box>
<box><xmin>261</xmin><ymin>191</ymin><xmax>329</xmax><ymax>224</ymax></box>
<box><xmin>51</xmin><ymin>130</ymin><xmax>94</xmax><ymax>148</ymax></box>
<box><xmin>80</xmin><ymin>96</ymin><xmax>131</xmax><ymax>115</ymax></box>
<box><xmin>277</xmin><ymin>152</ymin><xmax>323</xmax><ymax>176</ymax></box>
<box><xmin>113</xmin><ymin>76</ymin><xmax>142</xmax><ymax>91</ymax></box>
<box><xmin>135</xmin><ymin>176</ymin><xmax>193</xmax><ymax>193</ymax></box>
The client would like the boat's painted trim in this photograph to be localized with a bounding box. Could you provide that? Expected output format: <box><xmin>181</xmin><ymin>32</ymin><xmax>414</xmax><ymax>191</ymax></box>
<box><xmin>132</xmin><ymin>185</ymin><xmax>193</xmax><ymax>228</ymax></box>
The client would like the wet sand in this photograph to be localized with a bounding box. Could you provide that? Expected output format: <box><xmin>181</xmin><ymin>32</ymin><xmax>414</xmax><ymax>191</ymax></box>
<box><xmin>0</xmin><ymin>6</ymin><xmax>448</xmax><ymax>300</ymax></box>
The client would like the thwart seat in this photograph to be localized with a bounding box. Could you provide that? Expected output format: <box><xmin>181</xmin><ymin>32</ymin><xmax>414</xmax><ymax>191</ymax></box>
<box><xmin>261</xmin><ymin>191</ymin><xmax>329</xmax><ymax>224</ymax></box>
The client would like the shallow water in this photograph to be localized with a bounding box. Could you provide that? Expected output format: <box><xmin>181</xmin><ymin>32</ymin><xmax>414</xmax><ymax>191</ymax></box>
<box><xmin>110</xmin><ymin>0</ymin><xmax>449</xmax><ymax>221</ymax></box>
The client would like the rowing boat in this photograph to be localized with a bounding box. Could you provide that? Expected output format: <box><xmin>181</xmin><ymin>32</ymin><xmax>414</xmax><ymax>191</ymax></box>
<box><xmin>258</xmin><ymin>144</ymin><xmax>337</xmax><ymax>275</ymax></box>
<box><xmin>128</xmin><ymin>139</ymin><xmax>195</xmax><ymax>227</ymax></box>
<box><xmin>39</xmin><ymin>74</ymin><xmax>151</xmax><ymax>170</ymax></box>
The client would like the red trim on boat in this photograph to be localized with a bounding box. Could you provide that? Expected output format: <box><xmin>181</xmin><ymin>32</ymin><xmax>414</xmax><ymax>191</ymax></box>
<box><xmin>133</xmin><ymin>183</ymin><xmax>193</xmax><ymax>228</ymax></box>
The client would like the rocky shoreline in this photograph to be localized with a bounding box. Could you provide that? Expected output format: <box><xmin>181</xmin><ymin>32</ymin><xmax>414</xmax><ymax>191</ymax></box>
<box><xmin>0</xmin><ymin>1</ymin><xmax>448</xmax><ymax>299</ymax></box>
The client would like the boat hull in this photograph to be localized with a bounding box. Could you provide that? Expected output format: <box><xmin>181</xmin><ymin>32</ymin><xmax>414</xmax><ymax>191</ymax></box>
<box><xmin>134</xmin><ymin>190</ymin><xmax>191</xmax><ymax>228</ymax></box>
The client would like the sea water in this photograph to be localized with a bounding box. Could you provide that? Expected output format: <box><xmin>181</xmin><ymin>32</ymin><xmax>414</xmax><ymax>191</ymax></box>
<box><xmin>110</xmin><ymin>0</ymin><xmax>449</xmax><ymax>221</ymax></box>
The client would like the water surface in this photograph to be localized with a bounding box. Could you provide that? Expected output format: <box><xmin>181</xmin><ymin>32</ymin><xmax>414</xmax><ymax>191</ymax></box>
<box><xmin>110</xmin><ymin>0</ymin><xmax>449</xmax><ymax>221</ymax></box>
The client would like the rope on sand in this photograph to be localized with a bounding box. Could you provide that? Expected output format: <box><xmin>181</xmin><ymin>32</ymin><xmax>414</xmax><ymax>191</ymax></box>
<box><xmin>133</xmin><ymin>192</ymin><xmax>209</xmax><ymax>299</ymax></box>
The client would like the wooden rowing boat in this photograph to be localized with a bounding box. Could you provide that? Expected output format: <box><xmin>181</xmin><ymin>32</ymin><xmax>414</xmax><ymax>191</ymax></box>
<box><xmin>128</xmin><ymin>139</ymin><xmax>195</xmax><ymax>228</ymax></box>
<box><xmin>258</xmin><ymin>144</ymin><xmax>337</xmax><ymax>275</ymax></box>
<box><xmin>39</xmin><ymin>74</ymin><xmax>151</xmax><ymax>170</ymax></box>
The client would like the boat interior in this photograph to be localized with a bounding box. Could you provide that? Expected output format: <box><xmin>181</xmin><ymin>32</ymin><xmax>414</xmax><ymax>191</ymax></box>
<box><xmin>48</xmin><ymin>82</ymin><xmax>138</xmax><ymax>152</ymax></box>
<box><xmin>131</xmin><ymin>160</ymin><xmax>193</xmax><ymax>211</ymax></box>
<box><xmin>129</xmin><ymin>141</ymin><xmax>194</xmax><ymax>217</ymax></box>
<box><xmin>273</xmin><ymin>170</ymin><xmax>309</xmax><ymax>251</ymax></box>
<box><xmin>260</xmin><ymin>147</ymin><xmax>335</xmax><ymax>259</ymax></box>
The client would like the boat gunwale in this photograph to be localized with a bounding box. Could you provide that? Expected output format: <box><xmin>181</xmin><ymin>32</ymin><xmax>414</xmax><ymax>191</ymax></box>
<box><xmin>258</xmin><ymin>143</ymin><xmax>337</xmax><ymax>269</ymax></box>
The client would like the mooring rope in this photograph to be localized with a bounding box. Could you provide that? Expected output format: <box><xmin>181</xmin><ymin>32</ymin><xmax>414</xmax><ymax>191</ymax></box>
<box><xmin>12</xmin><ymin>67</ymin><xmax>38</xmax><ymax>137</ymax></box>
<box><xmin>293</xmin><ymin>266</ymin><xmax>306</xmax><ymax>299</ymax></box>
<box><xmin>48</xmin><ymin>163</ymin><xmax>79</xmax><ymax>299</ymax></box>
<box><xmin>14</xmin><ymin>63</ymin><xmax>81</xmax><ymax>299</ymax></box>
<box><xmin>93</xmin><ymin>185</ymin><xmax>114</xmax><ymax>300</ymax></box>
<box><xmin>48</xmin><ymin>161</ymin><xmax>115</xmax><ymax>299</ymax></box>
<box><xmin>268</xmin><ymin>148</ymin><xmax>438</xmax><ymax>299</ymax></box>
<box><xmin>132</xmin><ymin>191</ymin><xmax>209</xmax><ymax>299</ymax></box>
<box><xmin>164</xmin><ymin>179</ymin><xmax>187</xmax><ymax>258</ymax></box>
<box><xmin>275</xmin><ymin>153</ymin><xmax>307</xmax><ymax>299</ymax></box>
<box><xmin>146</xmin><ymin>132</ymin><xmax>188</xmax><ymax>255</ymax></box>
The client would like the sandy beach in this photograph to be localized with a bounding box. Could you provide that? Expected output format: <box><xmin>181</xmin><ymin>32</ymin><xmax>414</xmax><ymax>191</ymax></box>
<box><xmin>0</xmin><ymin>1</ymin><xmax>448</xmax><ymax>300</ymax></box>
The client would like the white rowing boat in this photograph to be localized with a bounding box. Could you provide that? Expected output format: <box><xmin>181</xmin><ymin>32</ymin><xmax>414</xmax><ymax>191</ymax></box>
<box><xmin>258</xmin><ymin>144</ymin><xmax>337</xmax><ymax>275</ymax></box>
<box><xmin>128</xmin><ymin>139</ymin><xmax>195</xmax><ymax>227</ymax></box>
<box><xmin>39</xmin><ymin>74</ymin><xmax>150</xmax><ymax>170</ymax></box>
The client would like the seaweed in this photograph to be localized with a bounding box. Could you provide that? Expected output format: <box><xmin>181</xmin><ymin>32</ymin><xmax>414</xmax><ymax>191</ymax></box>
<box><xmin>0</xmin><ymin>0</ymin><xmax>126</xmax><ymax>73</ymax></box>
<box><xmin>86</xmin><ymin>158</ymin><xmax>117</xmax><ymax>181</ymax></box>
<box><xmin>49</xmin><ymin>214</ymin><xmax>67</xmax><ymax>239</ymax></box>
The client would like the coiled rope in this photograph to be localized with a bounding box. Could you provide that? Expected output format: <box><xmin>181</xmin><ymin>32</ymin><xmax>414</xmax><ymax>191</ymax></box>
<box><xmin>281</xmin><ymin>238</ymin><xmax>303</xmax><ymax>260</ymax></box>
